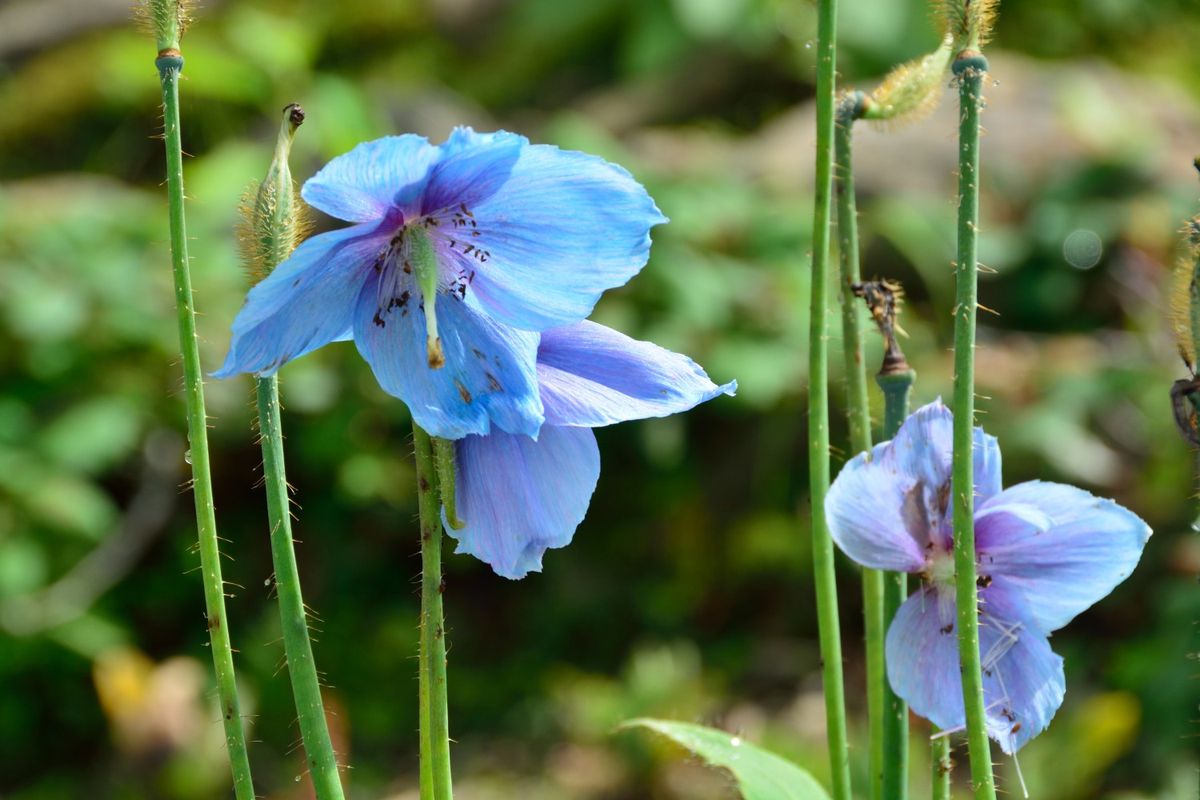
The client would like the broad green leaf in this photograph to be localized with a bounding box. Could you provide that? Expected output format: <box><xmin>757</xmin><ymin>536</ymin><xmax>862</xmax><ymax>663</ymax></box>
<box><xmin>624</xmin><ymin>718</ymin><xmax>831</xmax><ymax>800</ymax></box>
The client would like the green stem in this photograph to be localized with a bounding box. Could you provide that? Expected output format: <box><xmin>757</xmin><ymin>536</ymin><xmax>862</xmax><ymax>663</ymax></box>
<box><xmin>154</xmin><ymin>53</ymin><xmax>255</xmax><ymax>799</ymax></box>
<box><xmin>930</xmin><ymin>728</ymin><xmax>952</xmax><ymax>800</ymax></box>
<box><xmin>413</xmin><ymin>425</ymin><xmax>454</xmax><ymax>799</ymax></box>
<box><xmin>808</xmin><ymin>2</ymin><xmax>851</xmax><ymax>798</ymax></box>
<box><xmin>949</xmin><ymin>53</ymin><xmax>997</xmax><ymax>800</ymax></box>
<box><xmin>256</xmin><ymin>376</ymin><xmax>344</xmax><ymax>799</ymax></box>
<box><xmin>833</xmin><ymin>97</ymin><xmax>883</xmax><ymax>800</ymax></box>
<box><xmin>878</xmin><ymin>368</ymin><xmax>915</xmax><ymax>799</ymax></box>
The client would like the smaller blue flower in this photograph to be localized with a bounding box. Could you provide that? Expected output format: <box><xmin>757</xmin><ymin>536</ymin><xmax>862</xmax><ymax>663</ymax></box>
<box><xmin>216</xmin><ymin>128</ymin><xmax>666</xmax><ymax>440</ymax></box>
<box><xmin>446</xmin><ymin>321</ymin><xmax>735</xmax><ymax>579</ymax></box>
<box><xmin>826</xmin><ymin>400</ymin><xmax>1151</xmax><ymax>753</ymax></box>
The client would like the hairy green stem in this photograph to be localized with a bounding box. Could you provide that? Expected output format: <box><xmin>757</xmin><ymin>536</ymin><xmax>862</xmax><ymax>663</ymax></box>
<box><xmin>413</xmin><ymin>425</ymin><xmax>454</xmax><ymax>799</ymax></box>
<box><xmin>950</xmin><ymin>53</ymin><xmax>997</xmax><ymax>800</ymax></box>
<box><xmin>833</xmin><ymin>98</ymin><xmax>884</xmax><ymax>800</ymax></box>
<box><xmin>154</xmin><ymin>54</ymin><xmax>255</xmax><ymax>799</ymax></box>
<box><xmin>930</xmin><ymin>728</ymin><xmax>952</xmax><ymax>800</ymax></box>
<box><xmin>878</xmin><ymin>368</ymin><xmax>915</xmax><ymax>799</ymax></box>
<box><xmin>256</xmin><ymin>377</ymin><xmax>344</xmax><ymax>798</ymax></box>
<box><xmin>807</xmin><ymin>2</ymin><xmax>851</xmax><ymax>798</ymax></box>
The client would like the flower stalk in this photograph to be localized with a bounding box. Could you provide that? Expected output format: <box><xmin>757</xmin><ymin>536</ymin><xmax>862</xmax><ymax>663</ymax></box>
<box><xmin>931</xmin><ymin>730</ymin><xmax>952</xmax><ymax>800</ymax></box>
<box><xmin>833</xmin><ymin>91</ymin><xmax>884</xmax><ymax>800</ymax></box>
<box><xmin>949</xmin><ymin>51</ymin><xmax>997</xmax><ymax>800</ymax></box>
<box><xmin>807</xmin><ymin>0</ymin><xmax>852</xmax><ymax>797</ymax></box>
<box><xmin>248</xmin><ymin>105</ymin><xmax>344</xmax><ymax>800</ymax></box>
<box><xmin>413</xmin><ymin>424</ymin><xmax>454</xmax><ymax>799</ymax></box>
<box><xmin>856</xmin><ymin>277</ymin><xmax>915</xmax><ymax>799</ymax></box>
<box><xmin>147</xmin><ymin>3</ymin><xmax>255</xmax><ymax>794</ymax></box>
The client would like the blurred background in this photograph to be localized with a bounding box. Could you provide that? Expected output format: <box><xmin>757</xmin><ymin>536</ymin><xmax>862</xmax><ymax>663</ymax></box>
<box><xmin>1</xmin><ymin>0</ymin><xmax>1197</xmax><ymax>797</ymax></box>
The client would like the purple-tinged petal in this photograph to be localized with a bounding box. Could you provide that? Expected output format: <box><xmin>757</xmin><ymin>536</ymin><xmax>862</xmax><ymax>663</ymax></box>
<box><xmin>301</xmin><ymin>135</ymin><xmax>441</xmax><ymax>223</ymax></box>
<box><xmin>429</xmin><ymin>142</ymin><xmax>667</xmax><ymax>331</ymax></box>
<box><xmin>535</xmin><ymin>321</ymin><xmax>735</xmax><ymax>427</ymax></box>
<box><xmin>886</xmin><ymin>584</ymin><xmax>1065</xmax><ymax>754</ymax></box>
<box><xmin>421</xmin><ymin>129</ymin><xmax>528</xmax><ymax>213</ymax></box>
<box><xmin>449</xmin><ymin>426</ymin><xmax>600</xmax><ymax>579</ymax></box>
<box><xmin>352</xmin><ymin>274</ymin><xmax>543</xmax><ymax>439</ymax></box>
<box><xmin>976</xmin><ymin>480</ymin><xmax>1152</xmax><ymax>633</ymax></box>
<box><xmin>886</xmin><ymin>586</ymin><xmax>963</xmax><ymax>732</ymax></box>
<box><xmin>215</xmin><ymin>226</ymin><xmax>383</xmax><ymax>378</ymax></box>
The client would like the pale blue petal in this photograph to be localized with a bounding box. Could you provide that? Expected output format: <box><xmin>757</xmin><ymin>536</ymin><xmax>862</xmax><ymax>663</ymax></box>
<box><xmin>826</xmin><ymin>439</ymin><xmax>929</xmax><ymax>572</ymax></box>
<box><xmin>977</xmin><ymin>588</ymin><xmax>1065</xmax><ymax>754</ymax></box>
<box><xmin>886</xmin><ymin>584</ymin><xmax>1065</xmax><ymax>754</ymax></box>
<box><xmin>429</xmin><ymin>141</ymin><xmax>667</xmax><ymax>331</ymax></box>
<box><xmin>885</xmin><ymin>586</ymin><xmax>963</xmax><ymax>733</ymax></box>
<box><xmin>976</xmin><ymin>480</ymin><xmax>1152</xmax><ymax>633</ymax></box>
<box><xmin>535</xmin><ymin>321</ymin><xmax>735</xmax><ymax>427</ymax></box>
<box><xmin>352</xmin><ymin>275</ymin><xmax>543</xmax><ymax>439</ymax></box>
<box><xmin>448</xmin><ymin>426</ymin><xmax>600</xmax><ymax>579</ymax></box>
<box><xmin>301</xmin><ymin>135</ymin><xmax>441</xmax><ymax>222</ymax></box>
<box><xmin>215</xmin><ymin>226</ymin><xmax>382</xmax><ymax>378</ymax></box>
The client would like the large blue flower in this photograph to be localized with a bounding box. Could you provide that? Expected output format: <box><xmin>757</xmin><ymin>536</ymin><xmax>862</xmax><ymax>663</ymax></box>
<box><xmin>446</xmin><ymin>321</ymin><xmax>735</xmax><ymax>579</ymax></box>
<box><xmin>826</xmin><ymin>400</ymin><xmax>1151</xmax><ymax>753</ymax></box>
<box><xmin>216</xmin><ymin>128</ymin><xmax>666</xmax><ymax>439</ymax></box>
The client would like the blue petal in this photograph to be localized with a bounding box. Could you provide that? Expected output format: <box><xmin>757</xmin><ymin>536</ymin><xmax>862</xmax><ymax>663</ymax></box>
<box><xmin>976</xmin><ymin>481</ymin><xmax>1152</xmax><ymax>633</ymax></box>
<box><xmin>827</xmin><ymin>400</ymin><xmax>1003</xmax><ymax>569</ymax></box>
<box><xmin>448</xmin><ymin>426</ymin><xmax>600</xmax><ymax>579</ymax></box>
<box><xmin>977</xmin><ymin>586</ymin><xmax>1065</xmax><ymax>754</ymax></box>
<box><xmin>215</xmin><ymin>226</ymin><xmax>382</xmax><ymax>378</ymax></box>
<box><xmin>422</xmin><ymin>128</ymin><xmax>529</xmax><ymax>212</ymax></box>
<box><xmin>425</xmin><ymin>138</ymin><xmax>667</xmax><ymax>331</ymax></box>
<box><xmin>352</xmin><ymin>275</ymin><xmax>543</xmax><ymax>439</ymax></box>
<box><xmin>301</xmin><ymin>135</ymin><xmax>441</xmax><ymax>222</ymax></box>
<box><xmin>826</xmin><ymin>438</ymin><xmax>933</xmax><ymax>573</ymax></box>
<box><xmin>885</xmin><ymin>586</ymin><xmax>963</xmax><ymax>732</ymax></box>
<box><xmin>886</xmin><ymin>584</ymin><xmax>1065</xmax><ymax>754</ymax></box>
<box><xmin>535</xmin><ymin>321</ymin><xmax>735</xmax><ymax>427</ymax></box>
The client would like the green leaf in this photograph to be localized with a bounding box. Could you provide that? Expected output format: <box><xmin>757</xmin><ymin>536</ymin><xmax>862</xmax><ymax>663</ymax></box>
<box><xmin>623</xmin><ymin>718</ymin><xmax>831</xmax><ymax>800</ymax></box>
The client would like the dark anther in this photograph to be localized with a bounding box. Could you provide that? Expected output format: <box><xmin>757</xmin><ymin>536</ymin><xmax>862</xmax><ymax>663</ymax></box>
<box><xmin>977</xmin><ymin>574</ymin><xmax>992</xmax><ymax>589</ymax></box>
<box><xmin>1170</xmin><ymin>377</ymin><xmax>1200</xmax><ymax>446</ymax></box>
<box><xmin>939</xmin><ymin>623</ymin><xmax>954</xmax><ymax>635</ymax></box>
<box><xmin>373</xmin><ymin>310</ymin><xmax>386</xmax><ymax>328</ymax></box>
<box><xmin>456</xmin><ymin>380</ymin><xmax>473</xmax><ymax>404</ymax></box>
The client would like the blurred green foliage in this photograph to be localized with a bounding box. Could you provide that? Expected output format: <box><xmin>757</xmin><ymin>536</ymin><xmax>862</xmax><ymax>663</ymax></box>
<box><xmin>0</xmin><ymin>0</ymin><xmax>1198</xmax><ymax>797</ymax></box>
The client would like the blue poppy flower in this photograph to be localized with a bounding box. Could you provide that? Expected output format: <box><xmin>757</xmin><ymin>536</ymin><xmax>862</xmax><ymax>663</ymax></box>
<box><xmin>216</xmin><ymin>128</ymin><xmax>666</xmax><ymax>439</ymax></box>
<box><xmin>446</xmin><ymin>321</ymin><xmax>735</xmax><ymax>579</ymax></box>
<box><xmin>826</xmin><ymin>400</ymin><xmax>1151</xmax><ymax>753</ymax></box>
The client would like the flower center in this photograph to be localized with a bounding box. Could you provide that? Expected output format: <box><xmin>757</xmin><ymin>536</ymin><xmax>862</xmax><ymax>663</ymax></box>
<box><xmin>927</xmin><ymin>547</ymin><xmax>955</xmax><ymax>588</ymax></box>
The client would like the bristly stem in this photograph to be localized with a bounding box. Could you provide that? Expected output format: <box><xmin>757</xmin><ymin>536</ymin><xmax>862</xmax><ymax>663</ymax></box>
<box><xmin>833</xmin><ymin>92</ymin><xmax>884</xmax><ymax>800</ymax></box>
<box><xmin>807</xmin><ymin>1</ymin><xmax>851</xmax><ymax>798</ymax></box>
<box><xmin>931</xmin><ymin>727</ymin><xmax>952</xmax><ymax>800</ymax></box>
<box><xmin>877</xmin><ymin>366</ymin><xmax>914</xmax><ymax>799</ymax></box>
<box><xmin>245</xmin><ymin>104</ymin><xmax>345</xmax><ymax>800</ymax></box>
<box><xmin>257</xmin><ymin>378</ymin><xmax>344</xmax><ymax>798</ymax></box>
<box><xmin>949</xmin><ymin>52</ymin><xmax>997</xmax><ymax>800</ymax></box>
<box><xmin>154</xmin><ymin>53</ymin><xmax>256</xmax><ymax>798</ymax></box>
<box><xmin>412</xmin><ymin>424</ymin><xmax>454</xmax><ymax>799</ymax></box>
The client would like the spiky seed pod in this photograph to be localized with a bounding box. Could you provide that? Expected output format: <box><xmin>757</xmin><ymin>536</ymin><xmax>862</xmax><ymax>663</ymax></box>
<box><xmin>135</xmin><ymin>0</ymin><xmax>192</xmax><ymax>53</ymax></box>
<box><xmin>860</xmin><ymin>35</ymin><xmax>954</xmax><ymax>127</ymax></box>
<box><xmin>935</xmin><ymin>0</ymin><xmax>998</xmax><ymax>52</ymax></box>
<box><xmin>236</xmin><ymin>105</ymin><xmax>310</xmax><ymax>281</ymax></box>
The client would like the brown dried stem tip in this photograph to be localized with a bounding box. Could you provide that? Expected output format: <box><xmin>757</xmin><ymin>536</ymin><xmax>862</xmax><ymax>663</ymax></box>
<box><xmin>852</xmin><ymin>279</ymin><xmax>910</xmax><ymax>376</ymax></box>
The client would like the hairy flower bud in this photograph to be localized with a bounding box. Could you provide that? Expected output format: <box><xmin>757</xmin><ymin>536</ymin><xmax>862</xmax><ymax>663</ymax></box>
<box><xmin>861</xmin><ymin>36</ymin><xmax>954</xmax><ymax>126</ymax></box>
<box><xmin>136</xmin><ymin>0</ymin><xmax>192</xmax><ymax>54</ymax></box>
<box><xmin>236</xmin><ymin>104</ymin><xmax>309</xmax><ymax>281</ymax></box>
